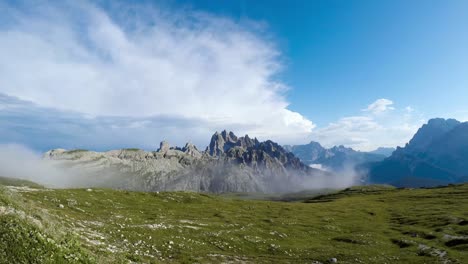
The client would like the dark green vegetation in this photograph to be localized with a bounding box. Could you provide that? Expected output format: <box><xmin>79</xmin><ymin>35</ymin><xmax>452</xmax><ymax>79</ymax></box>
<box><xmin>0</xmin><ymin>181</ymin><xmax>467</xmax><ymax>263</ymax></box>
<box><xmin>0</xmin><ymin>187</ymin><xmax>95</xmax><ymax>263</ymax></box>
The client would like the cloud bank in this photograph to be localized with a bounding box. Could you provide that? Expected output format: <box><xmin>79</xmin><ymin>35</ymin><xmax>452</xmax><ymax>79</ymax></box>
<box><xmin>0</xmin><ymin>93</ymin><xmax>239</xmax><ymax>151</ymax></box>
<box><xmin>0</xmin><ymin>0</ymin><xmax>313</xmax><ymax>145</ymax></box>
<box><xmin>0</xmin><ymin>94</ymin><xmax>423</xmax><ymax>152</ymax></box>
<box><xmin>0</xmin><ymin>144</ymin><xmax>76</xmax><ymax>188</ymax></box>
<box><xmin>0</xmin><ymin>2</ymin><xmax>425</xmax><ymax>152</ymax></box>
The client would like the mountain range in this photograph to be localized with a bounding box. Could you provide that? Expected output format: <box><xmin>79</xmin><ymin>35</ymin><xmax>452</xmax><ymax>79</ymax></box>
<box><xmin>44</xmin><ymin>130</ymin><xmax>330</xmax><ymax>193</ymax></box>
<box><xmin>283</xmin><ymin>142</ymin><xmax>393</xmax><ymax>172</ymax></box>
<box><xmin>366</xmin><ymin>118</ymin><xmax>468</xmax><ymax>187</ymax></box>
<box><xmin>43</xmin><ymin>118</ymin><xmax>468</xmax><ymax>191</ymax></box>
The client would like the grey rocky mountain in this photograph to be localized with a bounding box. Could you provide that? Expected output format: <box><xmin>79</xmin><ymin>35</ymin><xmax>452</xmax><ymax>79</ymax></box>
<box><xmin>206</xmin><ymin>130</ymin><xmax>259</xmax><ymax>157</ymax></box>
<box><xmin>284</xmin><ymin>141</ymin><xmax>386</xmax><ymax>172</ymax></box>
<box><xmin>181</xmin><ymin>142</ymin><xmax>202</xmax><ymax>158</ymax></box>
<box><xmin>283</xmin><ymin>141</ymin><xmax>326</xmax><ymax>165</ymax></box>
<box><xmin>44</xmin><ymin>131</ymin><xmax>330</xmax><ymax>193</ymax></box>
<box><xmin>367</xmin><ymin>118</ymin><xmax>468</xmax><ymax>187</ymax></box>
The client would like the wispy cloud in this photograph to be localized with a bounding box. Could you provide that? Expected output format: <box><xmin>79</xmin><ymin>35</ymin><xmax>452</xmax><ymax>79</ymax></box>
<box><xmin>0</xmin><ymin>0</ymin><xmax>313</xmax><ymax>145</ymax></box>
<box><xmin>362</xmin><ymin>98</ymin><xmax>395</xmax><ymax>114</ymax></box>
<box><xmin>405</xmin><ymin>106</ymin><xmax>414</xmax><ymax>113</ymax></box>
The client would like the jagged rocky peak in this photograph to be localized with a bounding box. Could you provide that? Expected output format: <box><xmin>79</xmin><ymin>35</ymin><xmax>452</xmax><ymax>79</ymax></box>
<box><xmin>181</xmin><ymin>142</ymin><xmax>201</xmax><ymax>158</ymax></box>
<box><xmin>308</xmin><ymin>141</ymin><xmax>324</xmax><ymax>148</ymax></box>
<box><xmin>238</xmin><ymin>134</ymin><xmax>260</xmax><ymax>148</ymax></box>
<box><xmin>207</xmin><ymin>130</ymin><xmax>260</xmax><ymax>156</ymax></box>
<box><xmin>242</xmin><ymin>139</ymin><xmax>306</xmax><ymax>170</ymax></box>
<box><xmin>330</xmin><ymin>145</ymin><xmax>354</xmax><ymax>153</ymax></box>
<box><xmin>207</xmin><ymin>131</ymin><xmax>225</xmax><ymax>156</ymax></box>
<box><xmin>158</xmin><ymin>141</ymin><xmax>171</xmax><ymax>153</ymax></box>
<box><xmin>207</xmin><ymin>131</ymin><xmax>306</xmax><ymax>170</ymax></box>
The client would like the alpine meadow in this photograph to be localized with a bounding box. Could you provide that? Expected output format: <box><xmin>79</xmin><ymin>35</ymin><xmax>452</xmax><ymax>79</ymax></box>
<box><xmin>0</xmin><ymin>1</ymin><xmax>467</xmax><ymax>263</ymax></box>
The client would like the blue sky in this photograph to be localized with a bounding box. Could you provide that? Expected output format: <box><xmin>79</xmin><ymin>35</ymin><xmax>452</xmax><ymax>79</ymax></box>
<box><xmin>0</xmin><ymin>0</ymin><xmax>467</xmax><ymax>151</ymax></box>
<box><xmin>166</xmin><ymin>0</ymin><xmax>468</xmax><ymax>125</ymax></box>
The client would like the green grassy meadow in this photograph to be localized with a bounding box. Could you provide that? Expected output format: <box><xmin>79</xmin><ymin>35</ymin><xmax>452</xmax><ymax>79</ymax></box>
<box><xmin>0</xmin><ymin>179</ymin><xmax>467</xmax><ymax>263</ymax></box>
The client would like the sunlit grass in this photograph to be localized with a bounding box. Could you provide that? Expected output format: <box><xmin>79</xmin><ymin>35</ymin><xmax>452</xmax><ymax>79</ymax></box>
<box><xmin>0</xmin><ymin>182</ymin><xmax>467</xmax><ymax>263</ymax></box>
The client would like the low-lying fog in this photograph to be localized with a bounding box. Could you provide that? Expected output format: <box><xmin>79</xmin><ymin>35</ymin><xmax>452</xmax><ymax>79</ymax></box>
<box><xmin>0</xmin><ymin>144</ymin><xmax>365</xmax><ymax>192</ymax></box>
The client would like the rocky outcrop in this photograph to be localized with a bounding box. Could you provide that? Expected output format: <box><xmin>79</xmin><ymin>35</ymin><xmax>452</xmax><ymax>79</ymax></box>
<box><xmin>44</xmin><ymin>131</ymin><xmax>330</xmax><ymax>193</ymax></box>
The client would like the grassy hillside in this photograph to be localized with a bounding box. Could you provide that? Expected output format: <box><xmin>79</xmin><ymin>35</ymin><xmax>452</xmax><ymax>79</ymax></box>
<box><xmin>0</xmin><ymin>182</ymin><xmax>467</xmax><ymax>263</ymax></box>
<box><xmin>0</xmin><ymin>176</ymin><xmax>44</xmax><ymax>188</ymax></box>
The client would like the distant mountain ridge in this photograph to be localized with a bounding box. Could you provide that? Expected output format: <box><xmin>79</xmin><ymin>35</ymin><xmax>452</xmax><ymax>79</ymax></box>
<box><xmin>367</xmin><ymin>118</ymin><xmax>468</xmax><ymax>187</ymax></box>
<box><xmin>368</xmin><ymin>147</ymin><xmax>395</xmax><ymax>157</ymax></box>
<box><xmin>44</xmin><ymin>130</ymin><xmax>330</xmax><ymax>193</ymax></box>
<box><xmin>284</xmin><ymin>142</ymin><xmax>388</xmax><ymax>172</ymax></box>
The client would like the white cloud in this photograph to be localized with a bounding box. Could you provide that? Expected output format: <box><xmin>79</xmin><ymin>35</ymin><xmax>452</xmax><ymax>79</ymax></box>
<box><xmin>0</xmin><ymin>93</ymin><xmax>236</xmax><ymax>151</ymax></box>
<box><xmin>405</xmin><ymin>106</ymin><xmax>414</xmax><ymax>113</ymax></box>
<box><xmin>0</xmin><ymin>2</ymin><xmax>429</xmax><ymax>152</ymax></box>
<box><xmin>0</xmin><ymin>1</ymin><xmax>313</xmax><ymax>143</ymax></box>
<box><xmin>0</xmin><ymin>92</ymin><xmax>425</xmax><ymax>152</ymax></box>
<box><xmin>312</xmin><ymin>100</ymin><xmax>425</xmax><ymax>151</ymax></box>
<box><xmin>362</xmin><ymin>98</ymin><xmax>395</xmax><ymax>114</ymax></box>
